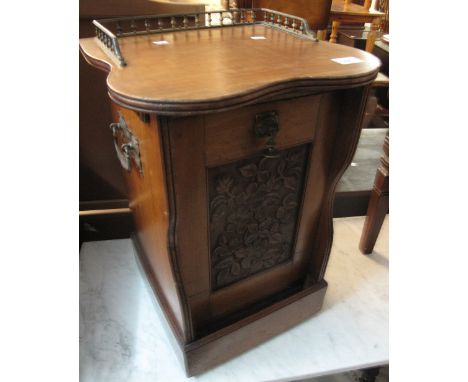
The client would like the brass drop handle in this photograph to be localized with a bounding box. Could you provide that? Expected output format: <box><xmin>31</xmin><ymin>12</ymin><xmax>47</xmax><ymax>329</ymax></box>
<box><xmin>253</xmin><ymin>111</ymin><xmax>280</xmax><ymax>158</ymax></box>
<box><xmin>109</xmin><ymin>114</ymin><xmax>143</xmax><ymax>175</ymax></box>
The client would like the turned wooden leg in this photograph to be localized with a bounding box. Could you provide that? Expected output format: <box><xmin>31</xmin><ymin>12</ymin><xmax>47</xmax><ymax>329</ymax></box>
<box><xmin>359</xmin><ymin>133</ymin><xmax>389</xmax><ymax>254</ymax></box>
<box><xmin>330</xmin><ymin>20</ymin><xmax>340</xmax><ymax>44</ymax></box>
<box><xmin>365</xmin><ymin>17</ymin><xmax>381</xmax><ymax>52</ymax></box>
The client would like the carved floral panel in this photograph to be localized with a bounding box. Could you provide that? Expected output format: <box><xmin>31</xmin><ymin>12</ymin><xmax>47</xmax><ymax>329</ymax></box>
<box><xmin>208</xmin><ymin>144</ymin><xmax>310</xmax><ymax>290</ymax></box>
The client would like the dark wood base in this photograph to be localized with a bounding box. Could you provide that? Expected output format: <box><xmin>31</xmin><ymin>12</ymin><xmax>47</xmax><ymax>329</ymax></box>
<box><xmin>131</xmin><ymin>233</ymin><xmax>327</xmax><ymax>376</ymax></box>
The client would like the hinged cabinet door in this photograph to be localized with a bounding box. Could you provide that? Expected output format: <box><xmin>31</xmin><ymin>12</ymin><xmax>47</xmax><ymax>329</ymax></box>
<box><xmin>165</xmin><ymin>92</ymin><xmax>339</xmax><ymax>334</ymax></box>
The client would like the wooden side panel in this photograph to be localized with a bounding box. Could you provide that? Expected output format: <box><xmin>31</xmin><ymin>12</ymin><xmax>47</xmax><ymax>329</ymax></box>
<box><xmin>166</xmin><ymin>115</ymin><xmax>210</xmax><ymax>296</ymax></box>
<box><xmin>308</xmin><ymin>86</ymin><xmax>371</xmax><ymax>283</ymax></box>
<box><xmin>294</xmin><ymin>91</ymin><xmax>341</xmax><ymax>258</ymax></box>
<box><xmin>110</xmin><ymin>104</ymin><xmax>189</xmax><ymax>342</ymax></box>
<box><xmin>166</xmin><ymin>116</ymin><xmax>211</xmax><ymax>332</ymax></box>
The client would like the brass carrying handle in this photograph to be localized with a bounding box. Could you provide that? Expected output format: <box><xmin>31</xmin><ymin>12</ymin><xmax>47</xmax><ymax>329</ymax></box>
<box><xmin>109</xmin><ymin>114</ymin><xmax>143</xmax><ymax>175</ymax></box>
<box><xmin>253</xmin><ymin>111</ymin><xmax>280</xmax><ymax>158</ymax></box>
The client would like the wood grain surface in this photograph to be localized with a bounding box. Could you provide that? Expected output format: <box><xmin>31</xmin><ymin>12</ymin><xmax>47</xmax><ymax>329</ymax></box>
<box><xmin>80</xmin><ymin>25</ymin><xmax>380</xmax><ymax>114</ymax></box>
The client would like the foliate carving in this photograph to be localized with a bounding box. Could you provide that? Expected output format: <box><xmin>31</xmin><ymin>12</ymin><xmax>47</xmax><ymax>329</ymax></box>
<box><xmin>208</xmin><ymin>145</ymin><xmax>309</xmax><ymax>290</ymax></box>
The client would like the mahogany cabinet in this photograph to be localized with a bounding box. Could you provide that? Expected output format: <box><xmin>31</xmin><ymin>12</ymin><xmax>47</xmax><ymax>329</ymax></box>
<box><xmin>80</xmin><ymin>8</ymin><xmax>380</xmax><ymax>376</ymax></box>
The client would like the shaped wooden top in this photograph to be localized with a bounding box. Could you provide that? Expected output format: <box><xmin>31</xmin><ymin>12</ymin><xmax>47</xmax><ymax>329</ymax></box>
<box><xmin>80</xmin><ymin>24</ymin><xmax>380</xmax><ymax>115</ymax></box>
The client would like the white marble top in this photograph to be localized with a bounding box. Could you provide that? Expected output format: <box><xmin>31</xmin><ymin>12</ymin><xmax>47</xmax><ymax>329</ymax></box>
<box><xmin>80</xmin><ymin>216</ymin><xmax>388</xmax><ymax>382</ymax></box>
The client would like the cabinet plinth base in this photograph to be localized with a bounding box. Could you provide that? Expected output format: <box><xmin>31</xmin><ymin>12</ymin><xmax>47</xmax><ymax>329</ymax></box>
<box><xmin>132</xmin><ymin>234</ymin><xmax>327</xmax><ymax>376</ymax></box>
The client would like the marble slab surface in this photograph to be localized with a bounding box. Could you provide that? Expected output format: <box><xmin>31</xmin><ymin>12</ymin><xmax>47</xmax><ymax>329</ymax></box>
<box><xmin>80</xmin><ymin>216</ymin><xmax>388</xmax><ymax>382</ymax></box>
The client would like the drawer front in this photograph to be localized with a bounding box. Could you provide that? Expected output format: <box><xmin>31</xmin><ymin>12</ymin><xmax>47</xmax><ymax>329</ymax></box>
<box><xmin>204</xmin><ymin>94</ymin><xmax>321</xmax><ymax>167</ymax></box>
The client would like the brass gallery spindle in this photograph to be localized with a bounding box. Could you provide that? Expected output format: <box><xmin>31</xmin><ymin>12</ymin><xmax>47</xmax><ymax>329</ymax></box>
<box><xmin>131</xmin><ymin>19</ymin><xmax>136</xmax><ymax>34</ymax></box>
<box><xmin>195</xmin><ymin>14</ymin><xmax>199</xmax><ymax>27</ymax></box>
<box><xmin>144</xmin><ymin>19</ymin><xmax>150</xmax><ymax>33</ymax></box>
<box><xmin>116</xmin><ymin>21</ymin><xmax>122</xmax><ymax>36</ymax></box>
<box><xmin>183</xmin><ymin>16</ymin><xmax>188</xmax><ymax>28</ymax></box>
<box><xmin>171</xmin><ymin>17</ymin><xmax>176</xmax><ymax>29</ymax></box>
<box><xmin>158</xmin><ymin>18</ymin><xmax>163</xmax><ymax>30</ymax></box>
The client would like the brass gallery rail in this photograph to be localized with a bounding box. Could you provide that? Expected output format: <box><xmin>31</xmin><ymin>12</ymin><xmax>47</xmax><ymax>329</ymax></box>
<box><xmin>93</xmin><ymin>8</ymin><xmax>319</xmax><ymax>67</ymax></box>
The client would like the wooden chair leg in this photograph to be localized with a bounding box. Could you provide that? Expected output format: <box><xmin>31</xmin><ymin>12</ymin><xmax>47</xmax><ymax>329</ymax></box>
<box><xmin>330</xmin><ymin>20</ymin><xmax>340</xmax><ymax>43</ymax></box>
<box><xmin>359</xmin><ymin>134</ymin><xmax>389</xmax><ymax>254</ymax></box>
<box><xmin>365</xmin><ymin>17</ymin><xmax>381</xmax><ymax>52</ymax></box>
